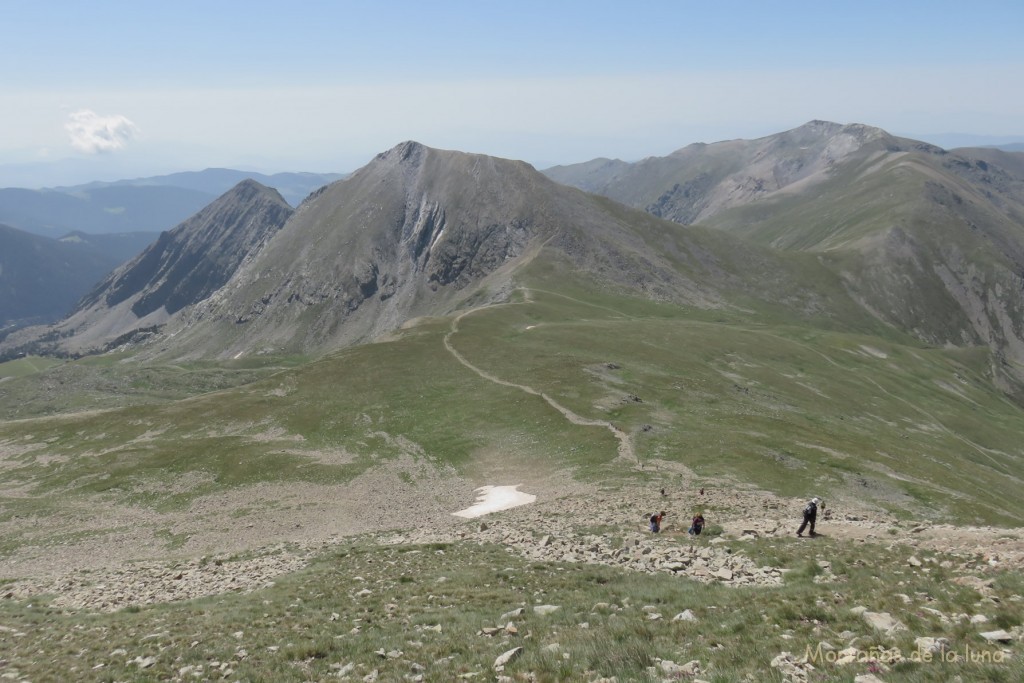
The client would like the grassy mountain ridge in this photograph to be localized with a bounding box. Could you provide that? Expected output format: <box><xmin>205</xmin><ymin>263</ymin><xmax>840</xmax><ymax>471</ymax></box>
<box><xmin>698</xmin><ymin>140</ymin><xmax>1024</xmax><ymax>391</ymax></box>
<box><xmin>544</xmin><ymin>121</ymin><xmax>1024</xmax><ymax>391</ymax></box>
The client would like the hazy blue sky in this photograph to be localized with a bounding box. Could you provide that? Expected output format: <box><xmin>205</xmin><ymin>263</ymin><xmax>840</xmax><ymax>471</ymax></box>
<box><xmin>3</xmin><ymin>0</ymin><xmax>1023</xmax><ymax>185</ymax></box>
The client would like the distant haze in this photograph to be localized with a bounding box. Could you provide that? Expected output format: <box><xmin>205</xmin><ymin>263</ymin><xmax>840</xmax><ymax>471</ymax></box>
<box><xmin>2</xmin><ymin>3</ymin><xmax>1022</xmax><ymax>187</ymax></box>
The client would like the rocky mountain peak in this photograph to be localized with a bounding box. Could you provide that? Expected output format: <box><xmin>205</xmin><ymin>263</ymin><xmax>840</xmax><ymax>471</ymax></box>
<box><xmin>228</xmin><ymin>177</ymin><xmax>288</xmax><ymax>203</ymax></box>
<box><xmin>12</xmin><ymin>178</ymin><xmax>297</xmax><ymax>356</ymax></box>
<box><xmin>374</xmin><ymin>140</ymin><xmax>429</xmax><ymax>167</ymax></box>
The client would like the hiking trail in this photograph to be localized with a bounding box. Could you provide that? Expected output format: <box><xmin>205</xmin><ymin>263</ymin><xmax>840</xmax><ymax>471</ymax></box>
<box><xmin>443</xmin><ymin>291</ymin><xmax>636</xmax><ymax>464</ymax></box>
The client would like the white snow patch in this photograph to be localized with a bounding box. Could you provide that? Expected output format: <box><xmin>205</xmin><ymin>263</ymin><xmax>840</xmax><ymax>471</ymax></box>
<box><xmin>452</xmin><ymin>485</ymin><xmax>536</xmax><ymax>518</ymax></box>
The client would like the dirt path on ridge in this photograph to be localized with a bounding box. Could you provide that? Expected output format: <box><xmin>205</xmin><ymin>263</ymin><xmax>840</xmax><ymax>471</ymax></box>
<box><xmin>442</xmin><ymin>294</ymin><xmax>636</xmax><ymax>463</ymax></box>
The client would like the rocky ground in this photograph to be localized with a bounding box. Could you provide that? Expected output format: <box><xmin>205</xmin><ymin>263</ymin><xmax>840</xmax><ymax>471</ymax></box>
<box><xmin>1</xmin><ymin>465</ymin><xmax>1022</xmax><ymax>683</ymax></box>
<box><xmin>4</xmin><ymin>469</ymin><xmax>1022</xmax><ymax>615</ymax></box>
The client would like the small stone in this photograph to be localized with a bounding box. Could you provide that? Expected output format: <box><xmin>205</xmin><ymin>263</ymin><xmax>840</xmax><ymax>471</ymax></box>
<box><xmin>533</xmin><ymin>605</ymin><xmax>560</xmax><ymax>616</ymax></box>
<box><xmin>659</xmin><ymin>660</ymin><xmax>683</xmax><ymax>675</ymax></box>
<box><xmin>672</xmin><ymin>609</ymin><xmax>698</xmax><ymax>622</ymax></box>
<box><xmin>493</xmin><ymin>646</ymin><xmax>523</xmax><ymax>670</ymax></box>
<box><xmin>980</xmin><ymin>629</ymin><xmax>1013</xmax><ymax>643</ymax></box>
<box><xmin>914</xmin><ymin>636</ymin><xmax>951</xmax><ymax>655</ymax></box>
<box><xmin>134</xmin><ymin>656</ymin><xmax>157</xmax><ymax>669</ymax></box>
<box><xmin>854</xmin><ymin>675</ymin><xmax>886</xmax><ymax>683</ymax></box>
<box><xmin>908</xmin><ymin>556</ymin><xmax>922</xmax><ymax>567</ymax></box>
<box><xmin>861</xmin><ymin>611</ymin><xmax>906</xmax><ymax>635</ymax></box>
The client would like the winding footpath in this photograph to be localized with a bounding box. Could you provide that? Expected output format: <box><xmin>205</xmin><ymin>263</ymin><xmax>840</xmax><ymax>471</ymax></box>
<box><xmin>442</xmin><ymin>294</ymin><xmax>636</xmax><ymax>463</ymax></box>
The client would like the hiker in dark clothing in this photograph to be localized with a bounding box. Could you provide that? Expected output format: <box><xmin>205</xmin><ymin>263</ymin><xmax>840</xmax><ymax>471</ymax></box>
<box><xmin>688</xmin><ymin>513</ymin><xmax>705</xmax><ymax>535</ymax></box>
<box><xmin>797</xmin><ymin>497</ymin><xmax>822</xmax><ymax>537</ymax></box>
<box><xmin>649</xmin><ymin>511</ymin><xmax>664</xmax><ymax>533</ymax></box>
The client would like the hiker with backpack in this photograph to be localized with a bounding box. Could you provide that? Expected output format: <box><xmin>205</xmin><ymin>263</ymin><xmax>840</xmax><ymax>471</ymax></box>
<box><xmin>797</xmin><ymin>497</ymin><xmax>823</xmax><ymax>537</ymax></box>
<box><xmin>688</xmin><ymin>513</ymin><xmax>705</xmax><ymax>536</ymax></box>
<box><xmin>649</xmin><ymin>511</ymin><xmax>665</xmax><ymax>533</ymax></box>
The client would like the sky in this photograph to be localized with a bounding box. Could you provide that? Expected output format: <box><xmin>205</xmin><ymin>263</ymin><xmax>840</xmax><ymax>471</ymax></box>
<box><xmin>3</xmin><ymin>0</ymin><xmax>1023</xmax><ymax>186</ymax></box>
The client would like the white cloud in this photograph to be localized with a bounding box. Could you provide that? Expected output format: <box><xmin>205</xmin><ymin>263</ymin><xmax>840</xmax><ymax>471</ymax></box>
<box><xmin>64</xmin><ymin>109</ymin><xmax>138</xmax><ymax>153</ymax></box>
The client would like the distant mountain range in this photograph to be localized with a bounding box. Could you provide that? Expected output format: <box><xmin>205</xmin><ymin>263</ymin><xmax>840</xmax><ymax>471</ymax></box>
<box><xmin>0</xmin><ymin>168</ymin><xmax>344</xmax><ymax>240</ymax></box>
<box><xmin>57</xmin><ymin>168</ymin><xmax>348</xmax><ymax>208</ymax></box>
<box><xmin>0</xmin><ymin>225</ymin><xmax>130</xmax><ymax>333</ymax></box>
<box><xmin>6</xmin><ymin>123</ymin><xmax>1024</xmax><ymax>400</ymax></box>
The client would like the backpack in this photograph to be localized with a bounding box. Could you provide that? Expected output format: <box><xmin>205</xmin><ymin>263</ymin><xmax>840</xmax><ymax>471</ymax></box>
<box><xmin>650</xmin><ymin>514</ymin><xmax>658</xmax><ymax>524</ymax></box>
<box><xmin>804</xmin><ymin>502</ymin><xmax>817</xmax><ymax>516</ymax></box>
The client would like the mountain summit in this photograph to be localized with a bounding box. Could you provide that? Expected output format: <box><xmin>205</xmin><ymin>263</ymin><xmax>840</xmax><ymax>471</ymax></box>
<box><xmin>18</xmin><ymin>180</ymin><xmax>293</xmax><ymax>354</ymax></box>
<box><xmin>165</xmin><ymin>141</ymin><xmax>731</xmax><ymax>358</ymax></box>
<box><xmin>544</xmin><ymin>120</ymin><xmax>911</xmax><ymax>225</ymax></box>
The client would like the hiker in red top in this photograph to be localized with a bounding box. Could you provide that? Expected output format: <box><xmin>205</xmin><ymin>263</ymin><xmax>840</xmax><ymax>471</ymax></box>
<box><xmin>649</xmin><ymin>511</ymin><xmax>665</xmax><ymax>533</ymax></box>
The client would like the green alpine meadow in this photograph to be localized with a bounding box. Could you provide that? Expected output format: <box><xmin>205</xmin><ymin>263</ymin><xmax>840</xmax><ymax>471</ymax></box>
<box><xmin>1</xmin><ymin>122</ymin><xmax>1022</xmax><ymax>681</ymax></box>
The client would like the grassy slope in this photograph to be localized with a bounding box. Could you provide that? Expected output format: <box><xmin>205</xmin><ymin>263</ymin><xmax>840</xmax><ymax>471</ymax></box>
<box><xmin>0</xmin><ymin>534</ymin><xmax>1020</xmax><ymax>682</ymax></box>
<box><xmin>2</xmin><ymin>262</ymin><xmax>1023</xmax><ymax>527</ymax></box>
<box><xmin>450</xmin><ymin>272</ymin><xmax>1024</xmax><ymax>525</ymax></box>
<box><xmin>2</xmin><ymin>260</ymin><xmax>1024</xmax><ymax>681</ymax></box>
